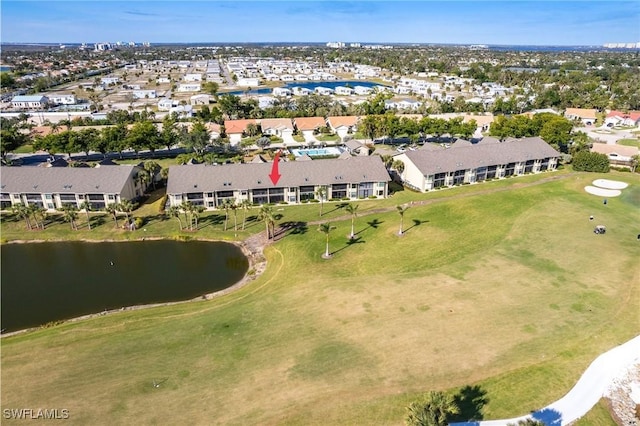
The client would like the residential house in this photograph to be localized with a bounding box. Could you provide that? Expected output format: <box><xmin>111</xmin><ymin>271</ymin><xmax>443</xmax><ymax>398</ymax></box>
<box><xmin>236</xmin><ymin>77</ymin><xmax>260</xmax><ymax>87</ymax></box>
<box><xmin>394</xmin><ymin>137</ymin><xmax>560</xmax><ymax>192</ymax></box>
<box><xmin>273</xmin><ymin>87</ymin><xmax>292</xmax><ymax>97</ymax></box>
<box><xmin>564</xmin><ymin>108</ymin><xmax>597</xmax><ymax>126</ymax></box>
<box><xmin>326</xmin><ymin>116</ymin><xmax>360</xmax><ymax>141</ymax></box>
<box><xmin>11</xmin><ymin>95</ymin><xmax>49</xmax><ymax>109</ymax></box>
<box><xmin>101</xmin><ymin>77</ymin><xmax>120</xmax><ymax>85</ymax></box>
<box><xmin>224</xmin><ymin>119</ymin><xmax>259</xmax><ymax>145</ymax></box>
<box><xmin>590</xmin><ymin>143</ymin><xmax>639</xmax><ymax>168</ymax></box>
<box><xmin>132</xmin><ymin>89</ymin><xmax>157</xmax><ymax>99</ymax></box>
<box><xmin>604</xmin><ymin>110</ymin><xmax>640</xmax><ymax>128</ymax></box>
<box><xmin>165</xmin><ymin>156</ymin><xmax>390</xmax><ymax>210</ymax></box>
<box><xmin>177</xmin><ymin>83</ymin><xmax>201</xmax><ymax>92</ymax></box>
<box><xmin>158</xmin><ymin>98</ymin><xmax>178</xmax><ymax>111</ymax></box>
<box><xmin>169</xmin><ymin>105</ymin><xmax>194</xmax><ymax>119</ymax></box>
<box><xmin>292</xmin><ymin>87</ymin><xmax>312</xmax><ymax>96</ymax></box>
<box><xmin>258</xmin><ymin>96</ymin><xmax>276</xmax><ymax>109</ymax></box>
<box><xmin>0</xmin><ymin>165</ymin><xmax>142</xmax><ymax>211</ymax></box>
<box><xmin>335</xmin><ymin>86</ymin><xmax>355</xmax><ymax>96</ymax></box>
<box><xmin>48</xmin><ymin>94</ymin><xmax>77</xmax><ymax>105</ymax></box>
<box><xmin>260</xmin><ymin>118</ymin><xmax>294</xmax><ymax>138</ymax></box>
<box><xmin>315</xmin><ymin>87</ymin><xmax>334</xmax><ymax>95</ymax></box>
<box><xmin>353</xmin><ymin>86</ymin><xmax>373</xmax><ymax>96</ymax></box>
<box><xmin>184</xmin><ymin>73</ymin><xmax>203</xmax><ymax>82</ymax></box>
<box><xmin>190</xmin><ymin>94</ymin><xmax>211</xmax><ymax>105</ymax></box>
<box><xmin>293</xmin><ymin>116</ymin><xmax>326</xmax><ymax>143</ymax></box>
<box><xmin>344</xmin><ymin>140</ymin><xmax>370</xmax><ymax>156</ymax></box>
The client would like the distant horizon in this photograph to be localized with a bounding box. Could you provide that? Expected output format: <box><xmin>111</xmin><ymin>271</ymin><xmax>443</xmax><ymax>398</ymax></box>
<box><xmin>2</xmin><ymin>41</ymin><xmax>638</xmax><ymax>48</ymax></box>
<box><xmin>2</xmin><ymin>1</ymin><xmax>639</xmax><ymax>46</ymax></box>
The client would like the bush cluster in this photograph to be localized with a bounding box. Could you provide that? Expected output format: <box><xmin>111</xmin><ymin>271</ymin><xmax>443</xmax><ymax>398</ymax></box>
<box><xmin>572</xmin><ymin>151</ymin><xmax>610</xmax><ymax>172</ymax></box>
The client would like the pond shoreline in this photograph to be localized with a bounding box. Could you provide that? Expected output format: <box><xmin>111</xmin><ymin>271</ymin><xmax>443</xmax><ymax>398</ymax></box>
<box><xmin>0</xmin><ymin>233</ymin><xmax>269</xmax><ymax>338</ymax></box>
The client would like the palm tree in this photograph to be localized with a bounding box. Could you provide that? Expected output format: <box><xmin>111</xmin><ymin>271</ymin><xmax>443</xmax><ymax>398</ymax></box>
<box><xmin>105</xmin><ymin>203</ymin><xmax>119</xmax><ymax>228</ymax></box>
<box><xmin>230</xmin><ymin>201</ymin><xmax>239</xmax><ymax>232</ymax></box>
<box><xmin>258</xmin><ymin>205</ymin><xmax>275</xmax><ymax>239</ymax></box>
<box><xmin>318</xmin><ymin>222</ymin><xmax>335</xmax><ymax>258</ymax></box>
<box><xmin>345</xmin><ymin>203</ymin><xmax>359</xmax><ymax>239</ymax></box>
<box><xmin>118</xmin><ymin>200</ymin><xmax>136</xmax><ymax>229</ymax></box>
<box><xmin>26</xmin><ymin>204</ymin><xmax>43</xmax><ymax>230</ymax></box>
<box><xmin>221</xmin><ymin>199</ymin><xmax>232</xmax><ymax>231</ymax></box>
<box><xmin>240</xmin><ymin>199</ymin><xmax>252</xmax><ymax>230</ymax></box>
<box><xmin>315</xmin><ymin>186</ymin><xmax>327</xmax><ymax>217</ymax></box>
<box><xmin>144</xmin><ymin>161</ymin><xmax>160</xmax><ymax>190</ymax></box>
<box><xmin>79</xmin><ymin>200</ymin><xmax>92</xmax><ymax>230</ymax></box>
<box><xmin>404</xmin><ymin>391</ymin><xmax>460</xmax><ymax>426</ymax></box>
<box><xmin>32</xmin><ymin>205</ymin><xmax>47</xmax><ymax>230</ymax></box>
<box><xmin>192</xmin><ymin>205</ymin><xmax>205</xmax><ymax>230</ymax></box>
<box><xmin>59</xmin><ymin>204</ymin><xmax>79</xmax><ymax>230</ymax></box>
<box><xmin>11</xmin><ymin>204</ymin><xmax>32</xmax><ymax>230</ymax></box>
<box><xmin>393</xmin><ymin>159</ymin><xmax>405</xmax><ymax>176</ymax></box>
<box><xmin>180</xmin><ymin>201</ymin><xmax>194</xmax><ymax>230</ymax></box>
<box><xmin>397</xmin><ymin>204</ymin><xmax>410</xmax><ymax>236</ymax></box>
<box><xmin>136</xmin><ymin>171</ymin><xmax>150</xmax><ymax>193</ymax></box>
<box><xmin>168</xmin><ymin>205</ymin><xmax>183</xmax><ymax>230</ymax></box>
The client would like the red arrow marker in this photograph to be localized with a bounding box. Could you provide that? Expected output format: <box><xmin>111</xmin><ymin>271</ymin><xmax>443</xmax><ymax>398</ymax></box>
<box><xmin>269</xmin><ymin>150</ymin><xmax>282</xmax><ymax>185</ymax></box>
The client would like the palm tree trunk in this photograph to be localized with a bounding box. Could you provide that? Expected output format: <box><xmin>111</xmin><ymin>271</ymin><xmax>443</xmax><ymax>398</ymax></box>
<box><xmin>242</xmin><ymin>209</ymin><xmax>247</xmax><ymax>230</ymax></box>
<box><xmin>350</xmin><ymin>217</ymin><xmax>355</xmax><ymax>238</ymax></box>
<box><xmin>325</xmin><ymin>235</ymin><xmax>330</xmax><ymax>257</ymax></box>
<box><xmin>224</xmin><ymin>211</ymin><xmax>228</xmax><ymax>231</ymax></box>
<box><xmin>399</xmin><ymin>217</ymin><xmax>404</xmax><ymax>235</ymax></box>
<box><xmin>86</xmin><ymin>212</ymin><xmax>91</xmax><ymax>230</ymax></box>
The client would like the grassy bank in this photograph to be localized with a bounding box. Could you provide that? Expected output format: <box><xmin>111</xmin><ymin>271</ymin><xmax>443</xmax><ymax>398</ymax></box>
<box><xmin>1</xmin><ymin>171</ymin><xmax>639</xmax><ymax>425</ymax></box>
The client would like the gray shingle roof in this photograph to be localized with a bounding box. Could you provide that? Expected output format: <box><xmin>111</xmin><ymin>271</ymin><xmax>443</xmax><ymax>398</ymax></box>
<box><xmin>167</xmin><ymin>156</ymin><xmax>390</xmax><ymax>193</ymax></box>
<box><xmin>1</xmin><ymin>165</ymin><xmax>138</xmax><ymax>194</ymax></box>
<box><xmin>403</xmin><ymin>137</ymin><xmax>560</xmax><ymax>176</ymax></box>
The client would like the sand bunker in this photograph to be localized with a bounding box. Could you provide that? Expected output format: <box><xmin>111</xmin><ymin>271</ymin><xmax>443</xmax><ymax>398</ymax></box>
<box><xmin>585</xmin><ymin>186</ymin><xmax>622</xmax><ymax>197</ymax></box>
<box><xmin>593</xmin><ymin>179</ymin><xmax>629</xmax><ymax>190</ymax></box>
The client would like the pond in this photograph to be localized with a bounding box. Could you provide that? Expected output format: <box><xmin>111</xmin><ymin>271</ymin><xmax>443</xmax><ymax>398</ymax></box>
<box><xmin>1</xmin><ymin>240</ymin><xmax>249</xmax><ymax>333</ymax></box>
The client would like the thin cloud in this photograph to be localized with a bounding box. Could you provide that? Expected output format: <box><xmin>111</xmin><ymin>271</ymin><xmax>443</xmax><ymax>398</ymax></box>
<box><xmin>124</xmin><ymin>10</ymin><xmax>160</xmax><ymax>16</ymax></box>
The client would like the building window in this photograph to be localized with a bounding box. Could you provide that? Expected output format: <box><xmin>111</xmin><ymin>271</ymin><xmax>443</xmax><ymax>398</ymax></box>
<box><xmin>357</xmin><ymin>182</ymin><xmax>373</xmax><ymax>198</ymax></box>
<box><xmin>433</xmin><ymin>173</ymin><xmax>446</xmax><ymax>188</ymax></box>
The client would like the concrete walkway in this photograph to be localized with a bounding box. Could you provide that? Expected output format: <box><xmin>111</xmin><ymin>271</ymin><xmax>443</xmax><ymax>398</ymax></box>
<box><xmin>451</xmin><ymin>334</ymin><xmax>640</xmax><ymax>426</ymax></box>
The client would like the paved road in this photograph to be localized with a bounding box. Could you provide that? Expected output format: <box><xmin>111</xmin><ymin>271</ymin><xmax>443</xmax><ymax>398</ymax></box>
<box><xmin>451</xmin><ymin>334</ymin><xmax>640</xmax><ymax>426</ymax></box>
<box><xmin>574</xmin><ymin>125</ymin><xmax>637</xmax><ymax>145</ymax></box>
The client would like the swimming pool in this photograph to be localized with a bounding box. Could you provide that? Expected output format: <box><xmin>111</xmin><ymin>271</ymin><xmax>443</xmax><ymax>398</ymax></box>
<box><xmin>291</xmin><ymin>147</ymin><xmax>344</xmax><ymax>157</ymax></box>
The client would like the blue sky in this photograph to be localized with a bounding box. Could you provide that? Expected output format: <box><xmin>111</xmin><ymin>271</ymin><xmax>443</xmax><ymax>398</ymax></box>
<box><xmin>1</xmin><ymin>1</ymin><xmax>639</xmax><ymax>45</ymax></box>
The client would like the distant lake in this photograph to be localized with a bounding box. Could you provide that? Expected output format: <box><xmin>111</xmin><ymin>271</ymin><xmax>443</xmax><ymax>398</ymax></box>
<box><xmin>222</xmin><ymin>80</ymin><xmax>388</xmax><ymax>96</ymax></box>
<box><xmin>1</xmin><ymin>240</ymin><xmax>249</xmax><ymax>333</ymax></box>
<box><xmin>0</xmin><ymin>66</ymin><xmax>12</xmax><ymax>72</ymax></box>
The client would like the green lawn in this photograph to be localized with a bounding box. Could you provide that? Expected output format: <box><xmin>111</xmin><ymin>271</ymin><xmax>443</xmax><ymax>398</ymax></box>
<box><xmin>316</xmin><ymin>134</ymin><xmax>340</xmax><ymax>142</ymax></box>
<box><xmin>617</xmin><ymin>139</ymin><xmax>640</xmax><ymax>148</ymax></box>
<box><xmin>1</xmin><ymin>171</ymin><xmax>639</xmax><ymax>425</ymax></box>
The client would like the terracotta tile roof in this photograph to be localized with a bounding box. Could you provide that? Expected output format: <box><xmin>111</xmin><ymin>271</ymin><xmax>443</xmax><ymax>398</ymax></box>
<box><xmin>224</xmin><ymin>119</ymin><xmax>258</xmax><ymax>134</ymax></box>
<box><xmin>326</xmin><ymin>115</ymin><xmax>360</xmax><ymax>129</ymax></box>
<box><xmin>293</xmin><ymin>116</ymin><xmax>326</xmax><ymax>131</ymax></box>
<box><xmin>260</xmin><ymin>118</ymin><xmax>294</xmax><ymax>131</ymax></box>
<box><xmin>591</xmin><ymin>143</ymin><xmax>639</xmax><ymax>157</ymax></box>
<box><xmin>564</xmin><ymin>108</ymin><xmax>597</xmax><ymax>119</ymax></box>
<box><xmin>606</xmin><ymin>110</ymin><xmax>640</xmax><ymax>121</ymax></box>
